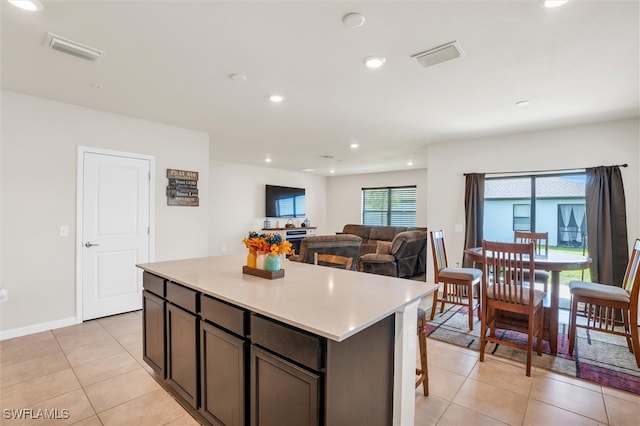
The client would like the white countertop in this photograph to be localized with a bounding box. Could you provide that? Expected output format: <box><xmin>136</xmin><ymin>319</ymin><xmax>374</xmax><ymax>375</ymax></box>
<box><xmin>137</xmin><ymin>254</ymin><xmax>436</xmax><ymax>342</ymax></box>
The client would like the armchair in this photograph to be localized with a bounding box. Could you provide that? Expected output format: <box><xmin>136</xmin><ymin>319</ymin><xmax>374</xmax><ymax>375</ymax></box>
<box><xmin>288</xmin><ymin>234</ymin><xmax>362</xmax><ymax>271</ymax></box>
<box><xmin>359</xmin><ymin>230</ymin><xmax>428</xmax><ymax>278</ymax></box>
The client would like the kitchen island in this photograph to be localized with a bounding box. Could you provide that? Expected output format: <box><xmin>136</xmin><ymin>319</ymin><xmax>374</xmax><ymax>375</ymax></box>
<box><xmin>137</xmin><ymin>254</ymin><xmax>435</xmax><ymax>426</ymax></box>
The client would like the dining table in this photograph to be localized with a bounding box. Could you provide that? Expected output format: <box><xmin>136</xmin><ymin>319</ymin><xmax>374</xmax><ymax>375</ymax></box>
<box><xmin>464</xmin><ymin>247</ymin><xmax>592</xmax><ymax>354</ymax></box>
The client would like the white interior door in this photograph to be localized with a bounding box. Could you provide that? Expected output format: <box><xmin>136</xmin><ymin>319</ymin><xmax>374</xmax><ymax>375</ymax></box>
<box><xmin>82</xmin><ymin>151</ymin><xmax>150</xmax><ymax>320</ymax></box>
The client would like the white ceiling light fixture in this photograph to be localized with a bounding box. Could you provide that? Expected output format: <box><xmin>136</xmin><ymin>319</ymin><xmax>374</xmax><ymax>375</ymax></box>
<box><xmin>8</xmin><ymin>0</ymin><xmax>43</xmax><ymax>12</ymax></box>
<box><xmin>329</xmin><ymin>169</ymin><xmax>336</xmax><ymax>174</ymax></box>
<box><xmin>544</xmin><ymin>1</ymin><xmax>569</xmax><ymax>8</ymax></box>
<box><xmin>228</xmin><ymin>73</ymin><xmax>247</xmax><ymax>82</ymax></box>
<box><xmin>264</xmin><ymin>157</ymin><xmax>272</xmax><ymax>163</ymax></box>
<box><xmin>407</xmin><ymin>161</ymin><xmax>414</xmax><ymax>166</ymax></box>
<box><xmin>349</xmin><ymin>143</ymin><xmax>359</xmax><ymax>149</ymax></box>
<box><xmin>269</xmin><ymin>94</ymin><xmax>285</xmax><ymax>103</ymax></box>
<box><xmin>45</xmin><ymin>33</ymin><xmax>105</xmax><ymax>63</ymax></box>
<box><xmin>411</xmin><ymin>41</ymin><xmax>464</xmax><ymax>69</ymax></box>
<box><xmin>342</xmin><ymin>12</ymin><xmax>365</xmax><ymax>28</ymax></box>
<box><xmin>363</xmin><ymin>56</ymin><xmax>386</xmax><ymax>69</ymax></box>
<box><xmin>516</xmin><ymin>100</ymin><xmax>530</xmax><ymax>107</ymax></box>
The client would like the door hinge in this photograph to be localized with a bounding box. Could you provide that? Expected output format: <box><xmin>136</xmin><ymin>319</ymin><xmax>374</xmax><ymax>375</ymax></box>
<box><xmin>147</xmin><ymin>226</ymin><xmax>150</xmax><ymax>235</ymax></box>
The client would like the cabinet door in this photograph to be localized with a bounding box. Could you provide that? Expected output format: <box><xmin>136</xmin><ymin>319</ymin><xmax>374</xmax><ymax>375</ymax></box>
<box><xmin>142</xmin><ymin>290</ymin><xmax>165</xmax><ymax>376</ymax></box>
<box><xmin>166</xmin><ymin>303</ymin><xmax>199</xmax><ymax>409</ymax></box>
<box><xmin>250</xmin><ymin>346</ymin><xmax>319</xmax><ymax>426</ymax></box>
<box><xmin>200</xmin><ymin>321</ymin><xmax>245</xmax><ymax>426</ymax></box>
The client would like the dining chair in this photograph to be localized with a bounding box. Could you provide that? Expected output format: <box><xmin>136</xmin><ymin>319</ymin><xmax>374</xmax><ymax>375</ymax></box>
<box><xmin>416</xmin><ymin>307</ymin><xmax>429</xmax><ymax>396</ymax></box>
<box><xmin>313</xmin><ymin>252</ymin><xmax>353</xmax><ymax>270</ymax></box>
<box><xmin>429</xmin><ymin>230</ymin><xmax>482</xmax><ymax>330</ymax></box>
<box><xmin>568</xmin><ymin>238</ymin><xmax>640</xmax><ymax>368</ymax></box>
<box><xmin>514</xmin><ymin>231</ymin><xmax>550</xmax><ymax>292</ymax></box>
<box><xmin>480</xmin><ymin>240</ymin><xmax>545</xmax><ymax>376</ymax></box>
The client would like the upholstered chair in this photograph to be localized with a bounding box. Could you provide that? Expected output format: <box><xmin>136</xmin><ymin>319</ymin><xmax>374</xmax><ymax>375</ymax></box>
<box><xmin>359</xmin><ymin>230</ymin><xmax>428</xmax><ymax>278</ymax></box>
<box><xmin>288</xmin><ymin>235</ymin><xmax>362</xmax><ymax>271</ymax></box>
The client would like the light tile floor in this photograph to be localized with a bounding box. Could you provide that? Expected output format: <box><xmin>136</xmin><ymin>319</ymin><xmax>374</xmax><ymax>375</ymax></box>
<box><xmin>1</xmin><ymin>309</ymin><xmax>638</xmax><ymax>425</ymax></box>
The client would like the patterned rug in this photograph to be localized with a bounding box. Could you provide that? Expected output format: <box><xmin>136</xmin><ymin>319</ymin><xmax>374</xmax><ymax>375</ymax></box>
<box><xmin>425</xmin><ymin>304</ymin><xmax>640</xmax><ymax>395</ymax></box>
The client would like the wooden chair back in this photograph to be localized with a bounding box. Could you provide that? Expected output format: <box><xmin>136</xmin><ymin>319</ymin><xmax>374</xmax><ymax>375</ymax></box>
<box><xmin>482</xmin><ymin>240</ymin><xmax>536</xmax><ymax>308</ymax></box>
<box><xmin>429</xmin><ymin>230</ymin><xmax>449</xmax><ymax>278</ymax></box>
<box><xmin>313</xmin><ymin>253</ymin><xmax>353</xmax><ymax>270</ymax></box>
<box><xmin>514</xmin><ymin>231</ymin><xmax>548</xmax><ymax>257</ymax></box>
<box><xmin>623</xmin><ymin>239</ymin><xmax>640</xmax><ymax>305</ymax></box>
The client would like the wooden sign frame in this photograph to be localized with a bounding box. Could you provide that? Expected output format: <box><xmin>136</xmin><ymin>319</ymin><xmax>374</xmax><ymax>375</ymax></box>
<box><xmin>166</xmin><ymin>169</ymin><xmax>199</xmax><ymax>206</ymax></box>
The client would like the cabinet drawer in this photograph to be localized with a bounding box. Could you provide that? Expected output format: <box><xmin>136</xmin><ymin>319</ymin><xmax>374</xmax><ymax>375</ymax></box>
<box><xmin>251</xmin><ymin>314</ymin><xmax>322</xmax><ymax>371</ymax></box>
<box><xmin>143</xmin><ymin>272</ymin><xmax>165</xmax><ymax>297</ymax></box>
<box><xmin>201</xmin><ymin>295</ymin><xmax>245</xmax><ymax>337</ymax></box>
<box><xmin>166</xmin><ymin>281</ymin><xmax>198</xmax><ymax>313</ymax></box>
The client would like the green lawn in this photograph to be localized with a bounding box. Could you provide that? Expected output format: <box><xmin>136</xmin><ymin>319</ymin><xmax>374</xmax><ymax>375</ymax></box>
<box><xmin>548</xmin><ymin>245</ymin><xmax>590</xmax><ymax>285</ymax></box>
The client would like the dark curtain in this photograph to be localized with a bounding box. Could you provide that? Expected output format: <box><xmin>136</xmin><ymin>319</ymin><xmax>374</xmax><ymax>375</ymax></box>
<box><xmin>463</xmin><ymin>173</ymin><xmax>485</xmax><ymax>267</ymax></box>
<box><xmin>585</xmin><ymin>166</ymin><xmax>629</xmax><ymax>286</ymax></box>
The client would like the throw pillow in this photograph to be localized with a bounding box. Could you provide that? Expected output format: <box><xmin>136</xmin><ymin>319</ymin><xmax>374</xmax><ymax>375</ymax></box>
<box><xmin>376</xmin><ymin>241</ymin><xmax>392</xmax><ymax>255</ymax></box>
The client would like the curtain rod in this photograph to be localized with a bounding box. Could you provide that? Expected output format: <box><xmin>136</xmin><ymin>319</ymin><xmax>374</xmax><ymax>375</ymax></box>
<box><xmin>463</xmin><ymin>163</ymin><xmax>628</xmax><ymax>176</ymax></box>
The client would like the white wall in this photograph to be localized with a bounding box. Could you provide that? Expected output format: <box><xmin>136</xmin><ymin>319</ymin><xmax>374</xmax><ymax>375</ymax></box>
<box><xmin>325</xmin><ymin>169</ymin><xmax>428</xmax><ymax>234</ymax></box>
<box><xmin>426</xmin><ymin>117</ymin><xmax>640</xmax><ymax>282</ymax></box>
<box><xmin>1</xmin><ymin>90</ymin><xmax>210</xmax><ymax>334</ymax></box>
<box><xmin>207</xmin><ymin>160</ymin><xmax>327</xmax><ymax>256</ymax></box>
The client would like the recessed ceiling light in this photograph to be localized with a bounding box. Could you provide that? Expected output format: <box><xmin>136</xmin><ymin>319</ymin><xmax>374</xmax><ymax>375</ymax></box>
<box><xmin>342</xmin><ymin>12</ymin><xmax>365</xmax><ymax>28</ymax></box>
<box><xmin>516</xmin><ymin>100</ymin><xmax>530</xmax><ymax>107</ymax></box>
<box><xmin>269</xmin><ymin>94</ymin><xmax>285</xmax><ymax>103</ymax></box>
<box><xmin>363</xmin><ymin>56</ymin><xmax>386</xmax><ymax>69</ymax></box>
<box><xmin>350</xmin><ymin>143</ymin><xmax>359</xmax><ymax>149</ymax></box>
<box><xmin>329</xmin><ymin>169</ymin><xmax>336</xmax><ymax>174</ymax></box>
<box><xmin>265</xmin><ymin>158</ymin><xmax>272</xmax><ymax>163</ymax></box>
<box><xmin>301</xmin><ymin>168</ymin><xmax>315</xmax><ymax>172</ymax></box>
<box><xmin>407</xmin><ymin>161</ymin><xmax>414</xmax><ymax>166</ymax></box>
<box><xmin>544</xmin><ymin>0</ymin><xmax>569</xmax><ymax>8</ymax></box>
<box><xmin>8</xmin><ymin>0</ymin><xmax>43</xmax><ymax>11</ymax></box>
<box><xmin>228</xmin><ymin>73</ymin><xmax>247</xmax><ymax>82</ymax></box>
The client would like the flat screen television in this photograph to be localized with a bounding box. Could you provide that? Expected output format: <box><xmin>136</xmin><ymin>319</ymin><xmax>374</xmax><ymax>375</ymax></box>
<box><xmin>265</xmin><ymin>185</ymin><xmax>306</xmax><ymax>218</ymax></box>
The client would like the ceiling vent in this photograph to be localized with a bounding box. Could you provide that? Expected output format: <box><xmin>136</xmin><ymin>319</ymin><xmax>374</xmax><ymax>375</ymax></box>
<box><xmin>45</xmin><ymin>33</ymin><xmax>104</xmax><ymax>63</ymax></box>
<box><xmin>411</xmin><ymin>41</ymin><xmax>464</xmax><ymax>68</ymax></box>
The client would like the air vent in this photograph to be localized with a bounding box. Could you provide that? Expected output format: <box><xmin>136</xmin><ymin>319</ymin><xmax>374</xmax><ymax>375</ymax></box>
<box><xmin>411</xmin><ymin>41</ymin><xmax>464</xmax><ymax>68</ymax></box>
<box><xmin>45</xmin><ymin>33</ymin><xmax>104</xmax><ymax>63</ymax></box>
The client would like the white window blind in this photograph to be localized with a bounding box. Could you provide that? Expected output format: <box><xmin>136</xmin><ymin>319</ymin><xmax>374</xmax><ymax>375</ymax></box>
<box><xmin>362</xmin><ymin>186</ymin><xmax>417</xmax><ymax>226</ymax></box>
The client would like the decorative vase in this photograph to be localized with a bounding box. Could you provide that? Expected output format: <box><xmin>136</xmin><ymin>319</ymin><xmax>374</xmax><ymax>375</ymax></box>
<box><xmin>256</xmin><ymin>251</ymin><xmax>267</xmax><ymax>270</ymax></box>
<box><xmin>264</xmin><ymin>254</ymin><xmax>281</xmax><ymax>272</ymax></box>
<box><xmin>246</xmin><ymin>249</ymin><xmax>257</xmax><ymax>268</ymax></box>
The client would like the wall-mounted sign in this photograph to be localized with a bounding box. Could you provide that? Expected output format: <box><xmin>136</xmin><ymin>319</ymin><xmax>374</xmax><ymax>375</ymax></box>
<box><xmin>167</xmin><ymin>169</ymin><xmax>199</xmax><ymax>206</ymax></box>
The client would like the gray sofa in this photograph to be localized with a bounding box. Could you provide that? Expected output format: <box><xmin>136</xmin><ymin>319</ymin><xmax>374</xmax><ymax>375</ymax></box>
<box><xmin>288</xmin><ymin>234</ymin><xmax>362</xmax><ymax>271</ymax></box>
<box><xmin>341</xmin><ymin>224</ymin><xmax>428</xmax><ymax>278</ymax></box>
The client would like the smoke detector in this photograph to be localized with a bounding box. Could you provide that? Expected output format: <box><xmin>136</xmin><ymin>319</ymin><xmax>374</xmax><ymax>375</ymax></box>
<box><xmin>411</xmin><ymin>41</ymin><xmax>464</xmax><ymax>68</ymax></box>
<box><xmin>45</xmin><ymin>33</ymin><xmax>105</xmax><ymax>63</ymax></box>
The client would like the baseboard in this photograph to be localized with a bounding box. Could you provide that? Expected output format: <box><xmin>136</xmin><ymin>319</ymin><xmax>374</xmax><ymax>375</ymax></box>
<box><xmin>0</xmin><ymin>316</ymin><xmax>79</xmax><ymax>341</ymax></box>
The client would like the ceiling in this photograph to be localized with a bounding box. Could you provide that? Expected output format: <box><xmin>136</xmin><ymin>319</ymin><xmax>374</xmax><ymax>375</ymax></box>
<box><xmin>2</xmin><ymin>0</ymin><xmax>639</xmax><ymax>176</ymax></box>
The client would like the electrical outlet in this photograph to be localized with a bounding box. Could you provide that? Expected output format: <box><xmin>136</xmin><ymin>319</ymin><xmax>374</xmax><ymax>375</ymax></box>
<box><xmin>0</xmin><ymin>288</ymin><xmax>7</xmax><ymax>302</ymax></box>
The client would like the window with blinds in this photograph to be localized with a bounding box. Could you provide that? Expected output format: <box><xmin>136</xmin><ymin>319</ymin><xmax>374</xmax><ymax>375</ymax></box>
<box><xmin>362</xmin><ymin>186</ymin><xmax>417</xmax><ymax>226</ymax></box>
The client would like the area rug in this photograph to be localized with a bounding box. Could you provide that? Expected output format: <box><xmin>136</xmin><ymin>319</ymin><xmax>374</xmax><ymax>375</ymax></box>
<box><xmin>425</xmin><ymin>304</ymin><xmax>640</xmax><ymax>395</ymax></box>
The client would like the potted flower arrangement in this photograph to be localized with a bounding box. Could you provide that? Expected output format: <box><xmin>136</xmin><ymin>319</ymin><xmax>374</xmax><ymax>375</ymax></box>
<box><xmin>242</xmin><ymin>232</ymin><xmax>293</xmax><ymax>272</ymax></box>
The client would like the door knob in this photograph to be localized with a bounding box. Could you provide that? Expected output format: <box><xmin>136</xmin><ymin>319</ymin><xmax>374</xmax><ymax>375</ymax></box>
<box><xmin>84</xmin><ymin>242</ymin><xmax>99</xmax><ymax>248</ymax></box>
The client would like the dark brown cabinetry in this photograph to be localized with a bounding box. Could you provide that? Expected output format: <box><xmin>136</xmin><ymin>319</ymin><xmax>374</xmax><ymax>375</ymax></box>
<box><xmin>142</xmin><ymin>272</ymin><xmax>166</xmax><ymax>376</ymax></box>
<box><xmin>250</xmin><ymin>345</ymin><xmax>319</xmax><ymax>426</ymax></box>
<box><xmin>141</xmin><ymin>271</ymin><xmax>395</xmax><ymax>426</ymax></box>
<box><xmin>200</xmin><ymin>321</ymin><xmax>245</xmax><ymax>426</ymax></box>
<box><xmin>250</xmin><ymin>314</ymin><xmax>321</xmax><ymax>426</ymax></box>
<box><xmin>166</xmin><ymin>282</ymin><xmax>199</xmax><ymax>410</ymax></box>
<box><xmin>200</xmin><ymin>295</ymin><xmax>247</xmax><ymax>426</ymax></box>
